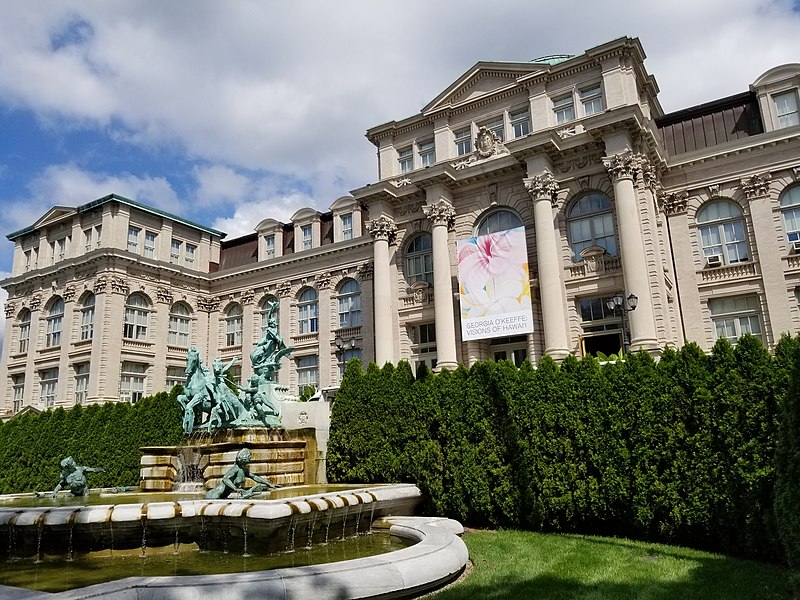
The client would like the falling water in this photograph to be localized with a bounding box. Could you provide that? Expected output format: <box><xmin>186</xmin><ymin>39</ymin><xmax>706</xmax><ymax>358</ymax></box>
<box><xmin>286</xmin><ymin>514</ymin><xmax>297</xmax><ymax>551</ymax></box>
<box><xmin>324</xmin><ymin>509</ymin><xmax>333</xmax><ymax>544</ymax></box>
<box><xmin>354</xmin><ymin>503</ymin><xmax>364</xmax><ymax>537</ymax></box>
<box><xmin>35</xmin><ymin>511</ymin><xmax>48</xmax><ymax>564</ymax></box>
<box><xmin>341</xmin><ymin>505</ymin><xmax>349</xmax><ymax>539</ymax></box>
<box><xmin>307</xmin><ymin>511</ymin><xmax>318</xmax><ymax>548</ymax></box>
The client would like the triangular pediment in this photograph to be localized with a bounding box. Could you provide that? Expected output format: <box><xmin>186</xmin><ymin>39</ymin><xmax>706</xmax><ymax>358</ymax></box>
<box><xmin>32</xmin><ymin>206</ymin><xmax>77</xmax><ymax>230</ymax></box>
<box><xmin>423</xmin><ymin>61</ymin><xmax>545</xmax><ymax>115</ymax></box>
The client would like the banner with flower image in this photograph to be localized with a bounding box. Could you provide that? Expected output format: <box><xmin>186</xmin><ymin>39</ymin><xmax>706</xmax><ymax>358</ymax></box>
<box><xmin>456</xmin><ymin>226</ymin><xmax>533</xmax><ymax>341</ymax></box>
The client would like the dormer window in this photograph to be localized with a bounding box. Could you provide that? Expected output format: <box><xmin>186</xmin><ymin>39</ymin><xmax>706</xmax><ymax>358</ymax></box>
<box><xmin>264</xmin><ymin>234</ymin><xmax>276</xmax><ymax>258</ymax></box>
<box><xmin>341</xmin><ymin>214</ymin><xmax>353</xmax><ymax>240</ymax></box>
<box><xmin>301</xmin><ymin>224</ymin><xmax>313</xmax><ymax>250</ymax></box>
<box><xmin>774</xmin><ymin>90</ymin><xmax>799</xmax><ymax>128</ymax></box>
<box><xmin>398</xmin><ymin>146</ymin><xmax>413</xmax><ymax>173</ymax></box>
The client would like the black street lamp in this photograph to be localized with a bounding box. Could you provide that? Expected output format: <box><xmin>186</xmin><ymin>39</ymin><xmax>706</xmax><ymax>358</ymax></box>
<box><xmin>606</xmin><ymin>292</ymin><xmax>638</xmax><ymax>354</ymax></box>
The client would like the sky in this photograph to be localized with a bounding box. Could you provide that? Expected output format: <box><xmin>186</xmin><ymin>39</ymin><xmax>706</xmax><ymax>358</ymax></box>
<box><xmin>0</xmin><ymin>0</ymin><xmax>799</xmax><ymax>349</ymax></box>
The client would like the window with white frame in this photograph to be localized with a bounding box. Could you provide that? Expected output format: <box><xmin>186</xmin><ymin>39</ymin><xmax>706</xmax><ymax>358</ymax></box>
<box><xmin>17</xmin><ymin>309</ymin><xmax>30</xmax><ymax>354</ymax></box>
<box><xmin>780</xmin><ymin>186</ymin><xmax>800</xmax><ymax>247</ymax></box>
<box><xmin>127</xmin><ymin>226</ymin><xmax>141</xmax><ymax>253</ymax></box>
<box><xmin>168</xmin><ymin>302</ymin><xmax>191</xmax><ymax>347</ymax></box>
<box><xmin>774</xmin><ymin>90</ymin><xmax>800</xmax><ymax>129</ymax></box>
<box><xmin>580</xmin><ymin>85</ymin><xmax>603</xmax><ymax>116</ymax></box>
<box><xmin>398</xmin><ymin>146</ymin><xmax>413</xmax><ymax>173</ymax></box>
<box><xmin>476</xmin><ymin>209</ymin><xmax>523</xmax><ymax>236</ymax></box>
<box><xmin>12</xmin><ymin>375</ymin><xmax>24</xmax><ymax>413</ymax></box>
<box><xmin>490</xmin><ymin>335</ymin><xmax>528</xmax><ymax>367</ymax></box>
<box><xmin>297</xmin><ymin>288</ymin><xmax>319</xmax><ymax>334</ymax></box>
<box><xmin>340</xmin><ymin>213</ymin><xmax>353</xmax><ymax>241</ymax></box>
<box><xmin>405</xmin><ymin>233</ymin><xmax>433</xmax><ymax>285</ymax></box>
<box><xmin>74</xmin><ymin>363</ymin><xmax>89</xmax><ymax>405</ymax></box>
<box><xmin>553</xmin><ymin>94</ymin><xmax>575</xmax><ymax>124</ymax></box>
<box><xmin>51</xmin><ymin>237</ymin><xmax>66</xmax><ymax>264</ymax></box>
<box><xmin>410</xmin><ymin>323</ymin><xmax>437</xmax><ymax>370</ymax></box>
<box><xmin>166</xmin><ymin>366</ymin><xmax>185</xmax><ymax>391</ymax></box>
<box><xmin>40</xmin><ymin>368</ymin><xmax>58</xmax><ymax>408</ymax></box>
<box><xmin>80</xmin><ymin>293</ymin><xmax>95</xmax><ymax>341</ymax></box>
<box><xmin>123</xmin><ymin>293</ymin><xmax>150</xmax><ymax>340</ymax></box>
<box><xmin>228</xmin><ymin>364</ymin><xmax>242</xmax><ymax>387</ymax></box>
<box><xmin>84</xmin><ymin>229</ymin><xmax>93</xmax><ymax>253</ymax></box>
<box><xmin>144</xmin><ymin>231</ymin><xmax>157</xmax><ymax>258</ymax></box>
<box><xmin>296</xmin><ymin>355</ymin><xmax>318</xmax><ymax>394</ymax></box>
<box><xmin>697</xmin><ymin>200</ymin><xmax>749</xmax><ymax>265</ymax></box>
<box><xmin>120</xmin><ymin>361</ymin><xmax>146</xmax><ymax>403</ymax></box>
<box><xmin>185</xmin><ymin>243</ymin><xmax>196</xmax><ymax>267</ymax></box>
<box><xmin>264</xmin><ymin>234</ymin><xmax>276</xmax><ymax>258</ymax></box>
<box><xmin>509</xmin><ymin>108</ymin><xmax>530</xmax><ymax>138</ymax></box>
<box><xmin>481</xmin><ymin>117</ymin><xmax>504</xmax><ymax>142</ymax></box>
<box><xmin>259</xmin><ymin>296</ymin><xmax>279</xmax><ymax>337</ymax></box>
<box><xmin>24</xmin><ymin>249</ymin><xmax>33</xmax><ymax>272</ymax></box>
<box><xmin>339</xmin><ymin>348</ymin><xmax>362</xmax><ymax>380</ymax></box>
<box><xmin>170</xmin><ymin>239</ymin><xmax>182</xmax><ymax>263</ymax></box>
<box><xmin>302</xmin><ymin>225</ymin><xmax>313</xmax><ymax>250</ymax></box>
<box><xmin>568</xmin><ymin>193</ymin><xmax>617</xmax><ymax>260</ymax></box>
<box><xmin>418</xmin><ymin>140</ymin><xmax>435</xmax><ymax>167</ymax></box>
<box><xmin>337</xmin><ymin>279</ymin><xmax>361</xmax><ymax>328</ymax></box>
<box><xmin>709</xmin><ymin>296</ymin><xmax>763</xmax><ymax>344</ymax></box>
<box><xmin>45</xmin><ymin>298</ymin><xmax>64</xmax><ymax>347</ymax></box>
<box><xmin>94</xmin><ymin>225</ymin><xmax>102</xmax><ymax>248</ymax></box>
<box><xmin>224</xmin><ymin>303</ymin><xmax>243</xmax><ymax>347</ymax></box>
<box><xmin>454</xmin><ymin>127</ymin><xmax>472</xmax><ymax>156</ymax></box>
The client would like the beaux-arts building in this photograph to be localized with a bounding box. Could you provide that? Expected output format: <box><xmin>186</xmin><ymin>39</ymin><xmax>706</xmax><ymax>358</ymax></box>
<box><xmin>2</xmin><ymin>37</ymin><xmax>800</xmax><ymax>415</ymax></box>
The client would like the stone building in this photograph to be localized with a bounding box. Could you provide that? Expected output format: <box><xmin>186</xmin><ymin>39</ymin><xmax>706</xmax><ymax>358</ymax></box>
<box><xmin>2</xmin><ymin>36</ymin><xmax>800</xmax><ymax>414</ymax></box>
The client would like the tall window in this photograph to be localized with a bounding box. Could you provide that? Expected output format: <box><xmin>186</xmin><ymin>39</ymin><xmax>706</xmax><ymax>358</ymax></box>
<box><xmin>697</xmin><ymin>200</ymin><xmax>749</xmax><ymax>265</ymax></box>
<box><xmin>568</xmin><ymin>193</ymin><xmax>617</xmax><ymax>259</ymax></box>
<box><xmin>297</xmin><ymin>355</ymin><xmax>319</xmax><ymax>394</ymax></box>
<box><xmin>398</xmin><ymin>146</ymin><xmax>413</xmax><ymax>173</ymax></box>
<box><xmin>52</xmin><ymin>238</ymin><xmax>66</xmax><ymax>264</ymax></box>
<box><xmin>339</xmin><ymin>348</ymin><xmax>362</xmax><ymax>380</ymax></box>
<box><xmin>84</xmin><ymin>228</ymin><xmax>93</xmax><ymax>253</ymax></box>
<box><xmin>264</xmin><ymin>234</ymin><xmax>276</xmax><ymax>259</ymax></box>
<box><xmin>45</xmin><ymin>298</ymin><xmax>64</xmax><ymax>347</ymax></box>
<box><xmin>170</xmin><ymin>239</ymin><xmax>182</xmax><ymax>263</ymax></box>
<box><xmin>780</xmin><ymin>186</ymin><xmax>800</xmax><ymax>247</ymax></box>
<box><xmin>510</xmin><ymin>108</ymin><xmax>530</xmax><ymax>138</ymax></box>
<box><xmin>12</xmin><ymin>375</ymin><xmax>24</xmax><ymax>412</ymax></box>
<box><xmin>168</xmin><ymin>303</ymin><xmax>191</xmax><ymax>347</ymax></box>
<box><xmin>709</xmin><ymin>296</ymin><xmax>763</xmax><ymax>344</ymax></box>
<box><xmin>302</xmin><ymin>225</ymin><xmax>313</xmax><ymax>250</ymax></box>
<box><xmin>341</xmin><ymin>214</ymin><xmax>353</xmax><ymax>241</ymax></box>
<box><xmin>17</xmin><ymin>309</ymin><xmax>30</xmax><ymax>354</ymax></box>
<box><xmin>578</xmin><ymin>296</ymin><xmax>623</xmax><ymax>357</ymax></box>
<box><xmin>405</xmin><ymin>233</ymin><xmax>433</xmax><ymax>285</ymax></box>
<box><xmin>80</xmin><ymin>293</ymin><xmax>95</xmax><ymax>341</ymax></box>
<box><xmin>120</xmin><ymin>361</ymin><xmax>146</xmax><ymax>403</ymax></box>
<box><xmin>553</xmin><ymin>94</ymin><xmax>575</xmax><ymax>124</ymax></box>
<box><xmin>418</xmin><ymin>140</ymin><xmax>435</xmax><ymax>167</ymax></box>
<box><xmin>410</xmin><ymin>323</ymin><xmax>437</xmax><ymax>370</ymax></box>
<box><xmin>166</xmin><ymin>366</ymin><xmax>185</xmax><ymax>391</ymax></box>
<box><xmin>144</xmin><ymin>231</ymin><xmax>157</xmax><ymax>258</ymax></box>
<box><xmin>454</xmin><ymin>128</ymin><xmax>472</xmax><ymax>156</ymax></box>
<box><xmin>225</xmin><ymin>303</ymin><xmax>243</xmax><ymax>347</ymax></box>
<box><xmin>185</xmin><ymin>243</ymin><xmax>196</xmax><ymax>267</ymax></box>
<box><xmin>94</xmin><ymin>225</ymin><xmax>102</xmax><ymax>248</ymax></box>
<box><xmin>74</xmin><ymin>363</ymin><xmax>89</xmax><ymax>405</ymax></box>
<box><xmin>127</xmin><ymin>226</ymin><xmax>141</xmax><ymax>253</ymax></box>
<box><xmin>337</xmin><ymin>279</ymin><xmax>361</xmax><ymax>328</ymax></box>
<box><xmin>40</xmin><ymin>368</ymin><xmax>58</xmax><ymax>408</ymax></box>
<box><xmin>298</xmin><ymin>288</ymin><xmax>319</xmax><ymax>334</ymax></box>
<box><xmin>259</xmin><ymin>296</ymin><xmax>279</xmax><ymax>336</ymax></box>
<box><xmin>774</xmin><ymin>91</ymin><xmax>800</xmax><ymax>129</ymax></box>
<box><xmin>476</xmin><ymin>209</ymin><xmax>523</xmax><ymax>236</ymax></box>
<box><xmin>580</xmin><ymin>85</ymin><xmax>603</xmax><ymax>116</ymax></box>
<box><xmin>24</xmin><ymin>249</ymin><xmax>33</xmax><ymax>272</ymax></box>
<box><xmin>123</xmin><ymin>293</ymin><xmax>150</xmax><ymax>340</ymax></box>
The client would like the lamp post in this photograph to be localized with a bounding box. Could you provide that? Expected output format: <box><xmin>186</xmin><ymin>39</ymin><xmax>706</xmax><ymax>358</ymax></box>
<box><xmin>605</xmin><ymin>292</ymin><xmax>638</xmax><ymax>354</ymax></box>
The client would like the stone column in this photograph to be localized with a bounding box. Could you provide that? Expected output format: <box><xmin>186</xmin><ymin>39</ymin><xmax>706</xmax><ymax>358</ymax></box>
<box><xmin>367</xmin><ymin>216</ymin><xmax>397</xmax><ymax>366</ymax></box>
<box><xmin>603</xmin><ymin>151</ymin><xmax>658</xmax><ymax>350</ymax></box>
<box><xmin>524</xmin><ymin>170</ymin><xmax>570</xmax><ymax>360</ymax></box>
<box><xmin>423</xmin><ymin>193</ymin><xmax>458</xmax><ymax>371</ymax></box>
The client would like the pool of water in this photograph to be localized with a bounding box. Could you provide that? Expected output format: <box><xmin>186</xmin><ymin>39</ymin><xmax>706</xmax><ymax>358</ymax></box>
<box><xmin>0</xmin><ymin>531</ymin><xmax>411</xmax><ymax>593</ymax></box>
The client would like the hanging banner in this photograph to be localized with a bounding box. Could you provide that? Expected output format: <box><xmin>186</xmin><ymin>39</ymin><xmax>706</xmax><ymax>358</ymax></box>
<box><xmin>456</xmin><ymin>226</ymin><xmax>534</xmax><ymax>341</ymax></box>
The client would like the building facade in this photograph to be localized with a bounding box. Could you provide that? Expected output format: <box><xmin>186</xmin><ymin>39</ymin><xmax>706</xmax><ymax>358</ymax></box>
<box><xmin>2</xmin><ymin>37</ymin><xmax>800</xmax><ymax>415</ymax></box>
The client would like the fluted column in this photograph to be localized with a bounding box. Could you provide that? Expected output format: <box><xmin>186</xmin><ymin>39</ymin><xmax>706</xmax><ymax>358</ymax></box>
<box><xmin>603</xmin><ymin>151</ymin><xmax>658</xmax><ymax>350</ymax></box>
<box><xmin>423</xmin><ymin>195</ymin><xmax>458</xmax><ymax>371</ymax></box>
<box><xmin>367</xmin><ymin>216</ymin><xmax>397</xmax><ymax>365</ymax></box>
<box><xmin>524</xmin><ymin>171</ymin><xmax>570</xmax><ymax>360</ymax></box>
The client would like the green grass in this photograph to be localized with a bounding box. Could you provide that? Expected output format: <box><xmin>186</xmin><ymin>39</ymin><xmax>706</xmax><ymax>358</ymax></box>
<box><xmin>433</xmin><ymin>530</ymin><xmax>790</xmax><ymax>600</ymax></box>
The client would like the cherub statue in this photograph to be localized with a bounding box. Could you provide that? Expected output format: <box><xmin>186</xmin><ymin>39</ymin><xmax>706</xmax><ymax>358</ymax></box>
<box><xmin>205</xmin><ymin>448</ymin><xmax>280</xmax><ymax>499</ymax></box>
<box><xmin>45</xmin><ymin>456</ymin><xmax>105</xmax><ymax>497</ymax></box>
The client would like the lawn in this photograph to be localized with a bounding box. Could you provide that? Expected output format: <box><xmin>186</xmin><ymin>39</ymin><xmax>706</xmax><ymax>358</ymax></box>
<box><xmin>432</xmin><ymin>530</ymin><xmax>790</xmax><ymax>600</ymax></box>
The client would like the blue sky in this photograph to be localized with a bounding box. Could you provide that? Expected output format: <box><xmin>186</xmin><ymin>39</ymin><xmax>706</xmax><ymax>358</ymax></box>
<box><xmin>0</xmin><ymin>1</ymin><xmax>799</xmax><ymax>344</ymax></box>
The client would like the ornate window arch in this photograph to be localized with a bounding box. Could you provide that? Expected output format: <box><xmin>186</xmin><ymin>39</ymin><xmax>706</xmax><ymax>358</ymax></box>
<box><xmin>79</xmin><ymin>293</ymin><xmax>95</xmax><ymax>341</ymax></box>
<box><xmin>337</xmin><ymin>278</ymin><xmax>361</xmax><ymax>328</ymax></box>
<box><xmin>123</xmin><ymin>293</ymin><xmax>150</xmax><ymax>340</ymax></box>
<box><xmin>224</xmin><ymin>303</ymin><xmax>243</xmax><ymax>347</ymax></box>
<box><xmin>696</xmin><ymin>199</ymin><xmax>749</xmax><ymax>265</ymax></box>
<box><xmin>779</xmin><ymin>185</ymin><xmax>800</xmax><ymax>246</ymax></box>
<box><xmin>297</xmin><ymin>288</ymin><xmax>319</xmax><ymax>334</ymax></box>
<box><xmin>475</xmin><ymin>208</ymin><xmax>523</xmax><ymax>236</ymax></box>
<box><xmin>17</xmin><ymin>308</ymin><xmax>31</xmax><ymax>354</ymax></box>
<box><xmin>404</xmin><ymin>233</ymin><xmax>433</xmax><ymax>285</ymax></box>
<box><xmin>567</xmin><ymin>192</ymin><xmax>617</xmax><ymax>260</ymax></box>
<box><xmin>168</xmin><ymin>302</ymin><xmax>192</xmax><ymax>347</ymax></box>
<box><xmin>45</xmin><ymin>297</ymin><xmax>65</xmax><ymax>347</ymax></box>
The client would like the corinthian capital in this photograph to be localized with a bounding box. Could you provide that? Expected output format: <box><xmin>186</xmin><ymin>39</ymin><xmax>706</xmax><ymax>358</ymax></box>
<box><xmin>367</xmin><ymin>216</ymin><xmax>397</xmax><ymax>242</ymax></box>
<box><xmin>524</xmin><ymin>171</ymin><xmax>560</xmax><ymax>206</ymax></box>
<box><xmin>658</xmin><ymin>190</ymin><xmax>689</xmax><ymax>215</ymax></box>
<box><xmin>422</xmin><ymin>200</ymin><xmax>456</xmax><ymax>228</ymax></box>
<box><xmin>603</xmin><ymin>151</ymin><xmax>638</xmax><ymax>182</ymax></box>
<box><xmin>740</xmin><ymin>173</ymin><xmax>771</xmax><ymax>200</ymax></box>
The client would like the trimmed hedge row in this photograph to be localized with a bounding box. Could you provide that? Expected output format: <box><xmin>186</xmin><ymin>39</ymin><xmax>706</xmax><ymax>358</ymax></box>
<box><xmin>328</xmin><ymin>335</ymin><xmax>800</xmax><ymax>563</ymax></box>
<box><xmin>0</xmin><ymin>387</ymin><xmax>184</xmax><ymax>494</ymax></box>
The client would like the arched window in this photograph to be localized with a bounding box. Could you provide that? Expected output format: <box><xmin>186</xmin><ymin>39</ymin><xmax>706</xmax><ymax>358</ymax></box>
<box><xmin>298</xmin><ymin>288</ymin><xmax>319</xmax><ymax>334</ymax></box>
<box><xmin>780</xmin><ymin>186</ymin><xmax>800</xmax><ymax>247</ymax></box>
<box><xmin>696</xmin><ymin>200</ymin><xmax>748</xmax><ymax>265</ymax></box>
<box><xmin>123</xmin><ymin>293</ymin><xmax>150</xmax><ymax>340</ymax></box>
<box><xmin>568</xmin><ymin>192</ymin><xmax>617</xmax><ymax>260</ymax></box>
<box><xmin>337</xmin><ymin>279</ymin><xmax>361</xmax><ymax>328</ymax></box>
<box><xmin>476</xmin><ymin>209</ymin><xmax>523</xmax><ymax>236</ymax></box>
<box><xmin>17</xmin><ymin>309</ymin><xmax>31</xmax><ymax>354</ymax></box>
<box><xmin>45</xmin><ymin>297</ymin><xmax>64</xmax><ymax>347</ymax></box>
<box><xmin>80</xmin><ymin>294</ymin><xmax>95</xmax><ymax>341</ymax></box>
<box><xmin>168</xmin><ymin>303</ymin><xmax>191</xmax><ymax>347</ymax></box>
<box><xmin>405</xmin><ymin>233</ymin><xmax>433</xmax><ymax>285</ymax></box>
<box><xmin>259</xmin><ymin>296</ymin><xmax>279</xmax><ymax>337</ymax></box>
<box><xmin>224</xmin><ymin>303</ymin><xmax>243</xmax><ymax>347</ymax></box>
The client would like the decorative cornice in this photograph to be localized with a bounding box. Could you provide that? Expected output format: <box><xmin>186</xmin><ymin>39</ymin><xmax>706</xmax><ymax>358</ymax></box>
<box><xmin>740</xmin><ymin>173</ymin><xmax>772</xmax><ymax>200</ymax></box>
<box><xmin>524</xmin><ymin>171</ymin><xmax>560</xmax><ymax>206</ymax></box>
<box><xmin>196</xmin><ymin>296</ymin><xmax>220</xmax><ymax>312</ymax></box>
<box><xmin>658</xmin><ymin>190</ymin><xmax>689</xmax><ymax>215</ymax></box>
<box><xmin>602</xmin><ymin>151</ymin><xmax>638</xmax><ymax>182</ymax></box>
<box><xmin>93</xmin><ymin>276</ymin><xmax>108</xmax><ymax>294</ymax></box>
<box><xmin>315</xmin><ymin>271</ymin><xmax>332</xmax><ymax>290</ymax></box>
<box><xmin>356</xmin><ymin>261</ymin><xmax>374</xmax><ymax>281</ymax></box>
<box><xmin>422</xmin><ymin>200</ymin><xmax>456</xmax><ymax>229</ymax></box>
<box><xmin>367</xmin><ymin>216</ymin><xmax>398</xmax><ymax>243</ymax></box>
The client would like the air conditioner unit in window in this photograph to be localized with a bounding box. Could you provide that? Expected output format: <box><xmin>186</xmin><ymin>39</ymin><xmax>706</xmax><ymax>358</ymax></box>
<box><xmin>706</xmin><ymin>254</ymin><xmax>723</xmax><ymax>267</ymax></box>
<box><xmin>792</xmin><ymin>240</ymin><xmax>800</xmax><ymax>253</ymax></box>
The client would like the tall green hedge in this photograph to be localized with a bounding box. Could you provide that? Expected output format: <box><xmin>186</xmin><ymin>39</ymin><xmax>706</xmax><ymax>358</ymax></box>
<box><xmin>0</xmin><ymin>387</ymin><xmax>184</xmax><ymax>494</ymax></box>
<box><xmin>327</xmin><ymin>336</ymin><xmax>797</xmax><ymax>563</ymax></box>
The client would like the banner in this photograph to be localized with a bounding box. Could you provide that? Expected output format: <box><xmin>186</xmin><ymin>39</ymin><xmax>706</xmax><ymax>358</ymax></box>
<box><xmin>456</xmin><ymin>226</ymin><xmax>534</xmax><ymax>341</ymax></box>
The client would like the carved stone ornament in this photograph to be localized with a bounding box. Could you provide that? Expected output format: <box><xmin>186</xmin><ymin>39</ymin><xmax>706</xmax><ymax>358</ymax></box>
<box><xmin>196</xmin><ymin>296</ymin><xmax>221</xmax><ymax>312</ymax></box>
<box><xmin>276</xmin><ymin>281</ymin><xmax>293</xmax><ymax>298</ymax></box>
<box><xmin>451</xmin><ymin>127</ymin><xmax>509</xmax><ymax>169</ymax></box>
<box><xmin>356</xmin><ymin>261</ymin><xmax>374</xmax><ymax>281</ymax></box>
<box><xmin>602</xmin><ymin>151</ymin><xmax>638</xmax><ymax>182</ymax></box>
<box><xmin>4</xmin><ymin>300</ymin><xmax>16</xmax><ymax>318</ymax></box>
<box><xmin>579</xmin><ymin>246</ymin><xmax>607</xmax><ymax>275</ymax></box>
<box><xmin>63</xmin><ymin>285</ymin><xmax>76</xmax><ymax>302</ymax></box>
<box><xmin>30</xmin><ymin>294</ymin><xmax>42</xmax><ymax>311</ymax></box>
<box><xmin>410</xmin><ymin>281</ymin><xmax>433</xmax><ymax>305</ymax></box>
<box><xmin>638</xmin><ymin>156</ymin><xmax>659</xmax><ymax>191</ymax></box>
<box><xmin>240</xmin><ymin>289</ymin><xmax>255</xmax><ymax>305</ymax></box>
<box><xmin>793</xmin><ymin>167</ymin><xmax>800</xmax><ymax>181</ymax></box>
<box><xmin>110</xmin><ymin>276</ymin><xmax>129</xmax><ymax>295</ymax></box>
<box><xmin>93</xmin><ymin>276</ymin><xmax>108</xmax><ymax>293</ymax></box>
<box><xmin>315</xmin><ymin>271</ymin><xmax>332</xmax><ymax>290</ymax></box>
<box><xmin>658</xmin><ymin>190</ymin><xmax>689</xmax><ymax>215</ymax></box>
<box><xmin>708</xmin><ymin>184</ymin><xmax>721</xmax><ymax>197</ymax></box>
<box><xmin>422</xmin><ymin>200</ymin><xmax>456</xmax><ymax>228</ymax></box>
<box><xmin>156</xmin><ymin>287</ymin><xmax>173</xmax><ymax>304</ymax></box>
<box><xmin>524</xmin><ymin>171</ymin><xmax>560</xmax><ymax>206</ymax></box>
<box><xmin>740</xmin><ymin>173</ymin><xmax>772</xmax><ymax>200</ymax></box>
<box><xmin>389</xmin><ymin>178</ymin><xmax>412</xmax><ymax>188</ymax></box>
<box><xmin>367</xmin><ymin>216</ymin><xmax>398</xmax><ymax>243</ymax></box>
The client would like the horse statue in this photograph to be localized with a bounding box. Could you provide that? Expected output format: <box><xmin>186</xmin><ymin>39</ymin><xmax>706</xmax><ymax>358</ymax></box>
<box><xmin>177</xmin><ymin>346</ymin><xmax>213</xmax><ymax>434</ymax></box>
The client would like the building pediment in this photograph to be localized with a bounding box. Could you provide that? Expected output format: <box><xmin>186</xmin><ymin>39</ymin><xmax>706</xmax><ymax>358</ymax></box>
<box><xmin>32</xmin><ymin>206</ymin><xmax>77</xmax><ymax>230</ymax></box>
